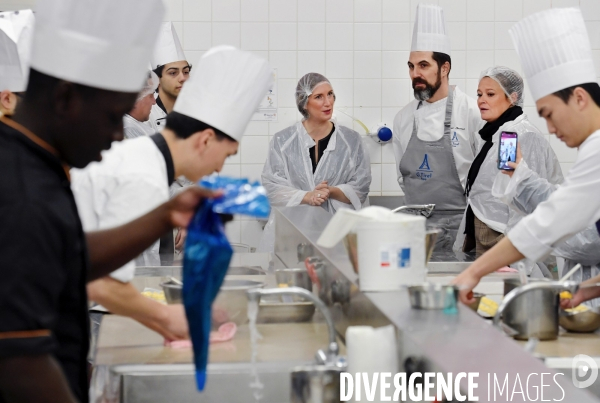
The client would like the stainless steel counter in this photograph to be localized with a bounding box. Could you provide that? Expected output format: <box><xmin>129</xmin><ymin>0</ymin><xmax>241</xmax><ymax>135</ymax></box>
<box><xmin>272</xmin><ymin>205</ymin><xmax>600</xmax><ymax>402</ymax></box>
<box><xmin>92</xmin><ymin>206</ymin><xmax>600</xmax><ymax>402</ymax></box>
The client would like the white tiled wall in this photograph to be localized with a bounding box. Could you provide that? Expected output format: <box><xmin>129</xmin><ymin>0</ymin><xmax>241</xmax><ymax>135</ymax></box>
<box><xmin>0</xmin><ymin>0</ymin><xmax>594</xmax><ymax>248</ymax></box>
<box><xmin>160</xmin><ymin>0</ymin><xmax>600</xmax><ymax>247</ymax></box>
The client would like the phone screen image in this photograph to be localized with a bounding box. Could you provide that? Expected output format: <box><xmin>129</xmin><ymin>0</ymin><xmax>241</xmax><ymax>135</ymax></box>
<box><xmin>498</xmin><ymin>131</ymin><xmax>518</xmax><ymax>170</ymax></box>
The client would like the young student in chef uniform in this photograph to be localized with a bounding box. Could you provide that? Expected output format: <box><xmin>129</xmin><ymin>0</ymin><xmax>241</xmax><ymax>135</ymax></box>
<box><xmin>148</xmin><ymin>22</ymin><xmax>190</xmax><ymax>132</ymax></box>
<box><xmin>497</xmin><ymin>145</ymin><xmax>600</xmax><ymax>307</ymax></box>
<box><xmin>393</xmin><ymin>4</ymin><xmax>484</xmax><ymax>254</ymax></box>
<box><xmin>123</xmin><ymin>71</ymin><xmax>159</xmax><ymax>139</ymax></box>
<box><xmin>0</xmin><ymin>0</ymin><xmax>222</xmax><ymax>401</ymax></box>
<box><xmin>0</xmin><ymin>9</ymin><xmax>34</xmax><ymax>116</ymax></box>
<box><xmin>71</xmin><ymin>46</ymin><xmax>273</xmax><ymax>341</ymax></box>
<box><xmin>455</xmin><ymin>8</ymin><xmax>600</xmax><ymax>305</ymax></box>
<box><xmin>150</xmin><ymin>23</ymin><xmax>196</xmax><ymax>251</ymax></box>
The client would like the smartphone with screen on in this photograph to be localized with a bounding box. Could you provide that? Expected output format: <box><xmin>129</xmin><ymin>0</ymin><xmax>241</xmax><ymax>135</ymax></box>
<box><xmin>497</xmin><ymin>131</ymin><xmax>518</xmax><ymax>170</ymax></box>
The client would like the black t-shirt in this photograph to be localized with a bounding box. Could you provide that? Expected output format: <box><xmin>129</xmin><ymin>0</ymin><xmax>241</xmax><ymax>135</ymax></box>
<box><xmin>308</xmin><ymin>123</ymin><xmax>335</xmax><ymax>173</ymax></box>
<box><xmin>0</xmin><ymin>120</ymin><xmax>90</xmax><ymax>402</ymax></box>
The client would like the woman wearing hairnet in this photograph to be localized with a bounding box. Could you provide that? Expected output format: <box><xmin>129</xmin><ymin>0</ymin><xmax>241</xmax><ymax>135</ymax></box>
<box><xmin>455</xmin><ymin>67</ymin><xmax>562</xmax><ymax>274</ymax></box>
<box><xmin>258</xmin><ymin>73</ymin><xmax>371</xmax><ymax>252</ymax></box>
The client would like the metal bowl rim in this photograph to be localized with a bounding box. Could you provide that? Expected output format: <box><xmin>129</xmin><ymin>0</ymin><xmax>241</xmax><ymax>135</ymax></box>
<box><xmin>559</xmin><ymin>306</ymin><xmax>600</xmax><ymax>317</ymax></box>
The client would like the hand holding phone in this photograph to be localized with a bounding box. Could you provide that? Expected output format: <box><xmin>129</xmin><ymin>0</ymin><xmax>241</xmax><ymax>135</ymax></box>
<box><xmin>497</xmin><ymin>131</ymin><xmax>518</xmax><ymax>170</ymax></box>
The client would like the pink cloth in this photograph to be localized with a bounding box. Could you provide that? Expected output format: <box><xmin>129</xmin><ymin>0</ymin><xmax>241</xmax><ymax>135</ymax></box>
<box><xmin>496</xmin><ymin>266</ymin><xmax>518</xmax><ymax>273</ymax></box>
<box><xmin>164</xmin><ymin>322</ymin><xmax>238</xmax><ymax>349</ymax></box>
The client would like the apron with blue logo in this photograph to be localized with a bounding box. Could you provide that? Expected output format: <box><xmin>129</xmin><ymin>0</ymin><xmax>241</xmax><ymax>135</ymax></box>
<box><xmin>399</xmin><ymin>86</ymin><xmax>467</xmax><ymax>253</ymax></box>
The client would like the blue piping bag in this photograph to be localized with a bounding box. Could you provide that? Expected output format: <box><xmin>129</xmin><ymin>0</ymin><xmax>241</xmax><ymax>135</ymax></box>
<box><xmin>183</xmin><ymin>200</ymin><xmax>233</xmax><ymax>390</ymax></box>
<box><xmin>182</xmin><ymin>176</ymin><xmax>270</xmax><ymax>391</ymax></box>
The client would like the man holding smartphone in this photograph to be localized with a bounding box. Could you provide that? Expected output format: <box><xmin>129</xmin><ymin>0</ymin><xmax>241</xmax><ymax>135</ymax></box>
<box><xmin>455</xmin><ymin>8</ymin><xmax>600</xmax><ymax>303</ymax></box>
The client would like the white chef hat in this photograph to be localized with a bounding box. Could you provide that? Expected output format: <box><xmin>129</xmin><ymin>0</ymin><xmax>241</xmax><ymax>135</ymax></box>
<box><xmin>509</xmin><ymin>8</ymin><xmax>597</xmax><ymax>102</ymax></box>
<box><xmin>0</xmin><ymin>9</ymin><xmax>35</xmax><ymax>92</ymax></box>
<box><xmin>151</xmin><ymin>22</ymin><xmax>187</xmax><ymax>69</ymax></box>
<box><xmin>30</xmin><ymin>0</ymin><xmax>165</xmax><ymax>93</ymax></box>
<box><xmin>174</xmin><ymin>46</ymin><xmax>273</xmax><ymax>142</ymax></box>
<box><xmin>411</xmin><ymin>3</ymin><xmax>451</xmax><ymax>56</ymax></box>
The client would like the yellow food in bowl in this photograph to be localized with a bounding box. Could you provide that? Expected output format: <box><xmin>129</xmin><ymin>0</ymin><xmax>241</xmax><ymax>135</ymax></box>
<box><xmin>560</xmin><ymin>291</ymin><xmax>573</xmax><ymax>299</ymax></box>
<box><xmin>564</xmin><ymin>305</ymin><xmax>590</xmax><ymax>313</ymax></box>
<box><xmin>142</xmin><ymin>290</ymin><xmax>167</xmax><ymax>304</ymax></box>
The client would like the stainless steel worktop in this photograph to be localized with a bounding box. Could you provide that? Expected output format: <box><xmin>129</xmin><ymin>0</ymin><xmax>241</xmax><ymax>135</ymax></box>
<box><xmin>92</xmin><ymin>206</ymin><xmax>600</xmax><ymax>402</ymax></box>
<box><xmin>272</xmin><ymin>205</ymin><xmax>600</xmax><ymax>402</ymax></box>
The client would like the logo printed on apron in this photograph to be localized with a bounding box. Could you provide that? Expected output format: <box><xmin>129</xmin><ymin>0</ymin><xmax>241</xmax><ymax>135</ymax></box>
<box><xmin>416</xmin><ymin>154</ymin><xmax>432</xmax><ymax>180</ymax></box>
<box><xmin>451</xmin><ymin>131</ymin><xmax>460</xmax><ymax>147</ymax></box>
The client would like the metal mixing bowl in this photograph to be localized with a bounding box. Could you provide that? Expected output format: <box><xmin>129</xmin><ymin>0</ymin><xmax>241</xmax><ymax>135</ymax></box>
<box><xmin>160</xmin><ymin>278</ymin><xmax>265</xmax><ymax>326</ymax></box>
<box><xmin>408</xmin><ymin>284</ymin><xmax>459</xmax><ymax>310</ymax></box>
<box><xmin>559</xmin><ymin>306</ymin><xmax>600</xmax><ymax>333</ymax></box>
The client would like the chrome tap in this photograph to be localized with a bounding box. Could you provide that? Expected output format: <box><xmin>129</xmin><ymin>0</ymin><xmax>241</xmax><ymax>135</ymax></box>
<box><xmin>493</xmin><ymin>280</ymin><xmax>579</xmax><ymax>328</ymax></box>
<box><xmin>246</xmin><ymin>287</ymin><xmax>345</xmax><ymax>368</ymax></box>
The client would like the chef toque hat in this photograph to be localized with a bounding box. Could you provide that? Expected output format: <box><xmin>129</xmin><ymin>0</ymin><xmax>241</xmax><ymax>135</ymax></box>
<box><xmin>151</xmin><ymin>22</ymin><xmax>186</xmax><ymax>69</ymax></box>
<box><xmin>30</xmin><ymin>0</ymin><xmax>165</xmax><ymax>93</ymax></box>
<box><xmin>174</xmin><ymin>46</ymin><xmax>273</xmax><ymax>142</ymax></box>
<box><xmin>509</xmin><ymin>8</ymin><xmax>597</xmax><ymax>102</ymax></box>
<box><xmin>0</xmin><ymin>9</ymin><xmax>35</xmax><ymax>92</ymax></box>
<box><xmin>411</xmin><ymin>4</ymin><xmax>451</xmax><ymax>56</ymax></box>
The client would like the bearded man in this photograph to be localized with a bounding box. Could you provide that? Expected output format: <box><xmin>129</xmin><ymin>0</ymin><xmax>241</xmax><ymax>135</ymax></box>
<box><xmin>392</xmin><ymin>4</ymin><xmax>483</xmax><ymax>253</ymax></box>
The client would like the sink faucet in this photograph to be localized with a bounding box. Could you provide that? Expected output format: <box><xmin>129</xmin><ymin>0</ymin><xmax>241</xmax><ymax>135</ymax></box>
<box><xmin>493</xmin><ymin>280</ymin><xmax>579</xmax><ymax>328</ymax></box>
<box><xmin>246</xmin><ymin>287</ymin><xmax>345</xmax><ymax>368</ymax></box>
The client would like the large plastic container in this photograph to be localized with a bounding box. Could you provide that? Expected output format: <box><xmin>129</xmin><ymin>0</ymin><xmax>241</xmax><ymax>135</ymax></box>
<box><xmin>356</xmin><ymin>214</ymin><xmax>426</xmax><ymax>291</ymax></box>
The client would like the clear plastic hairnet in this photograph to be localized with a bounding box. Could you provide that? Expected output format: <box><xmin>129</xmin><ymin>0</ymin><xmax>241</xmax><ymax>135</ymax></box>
<box><xmin>453</xmin><ymin>115</ymin><xmax>563</xmax><ymax>253</ymax></box>
<box><xmin>479</xmin><ymin>66</ymin><xmax>524</xmax><ymax>107</ymax></box>
<box><xmin>257</xmin><ymin>122</ymin><xmax>371</xmax><ymax>252</ymax></box>
<box><xmin>137</xmin><ymin>71</ymin><xmax>159</xmax><ymax>101</ymax></box>
<box><xmin>295</xmin><ymin>72</ymin><xmax>331</xmax><ymax>119</ymax></box>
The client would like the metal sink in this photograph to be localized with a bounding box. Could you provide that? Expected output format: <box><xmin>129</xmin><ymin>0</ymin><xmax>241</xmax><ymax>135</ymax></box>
<box><xmin>93</xmin><ymin>361</ymin><xmax>309</xmax><ymax>403</ymax></box>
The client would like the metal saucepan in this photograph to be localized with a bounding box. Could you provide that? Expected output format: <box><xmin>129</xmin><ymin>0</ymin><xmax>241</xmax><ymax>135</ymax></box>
<box><xmin>495</xmin><ymin>279</ymin><xmax>578</xmax><ymax>340</ymax></box>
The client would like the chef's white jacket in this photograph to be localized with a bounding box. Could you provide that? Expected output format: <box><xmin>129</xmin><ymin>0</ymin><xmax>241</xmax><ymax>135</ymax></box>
<box><xmin>392</xmin><ymin>86</ymin><xmax>483</xmax><ymax>191</ymax></box>
<box><xmin>124</xmin><ymin>114</ymin><xmax>155</xmax><ymax>139</ymax></box>
<box><xmin>146</xmin><ymin>103</ymin><xmax>167</xmax><ymax>133</ymax></box>
<box><xmin>508</xmin><ymin>130</ymin><xmax>600</xmax><ymax>261</ymax></box>
<box><xmin>71</xmin><ymin>137</ymin><xmax>170</xmax><ymax>282</ymax></box>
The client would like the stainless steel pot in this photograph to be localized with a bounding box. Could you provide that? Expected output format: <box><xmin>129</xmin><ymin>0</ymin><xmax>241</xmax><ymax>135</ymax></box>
<box><xmin>291</xmin><ymin>366</ymin><xmax>342</xmax><ymax>403</ymax></box>
<box><xmin>496</xmin><ymin>279</ymin><xmax>577</xmax><ymax>340</ymax></box>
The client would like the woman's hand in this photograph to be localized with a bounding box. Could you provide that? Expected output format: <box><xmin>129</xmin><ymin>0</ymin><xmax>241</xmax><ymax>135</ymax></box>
<box><xmin>302</xmin><ymin>181</ymin><xmax>330</xmax><ymax>206</ymax></box>
<box><xmin>328</xmin><ymin>186</ymin><xmax>352</xmax><ymax>204</ymax></box>
<box><xmin>501</xmin><ymin>142</ymin><xmax>523</xmax><ymax>178</ymax></box>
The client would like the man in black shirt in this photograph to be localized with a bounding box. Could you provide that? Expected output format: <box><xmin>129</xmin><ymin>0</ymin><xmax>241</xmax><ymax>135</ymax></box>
<box><xmin>0</xmin><ymin>1</ymin><xmax>217</xmax><ymax>402</ymax></box>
